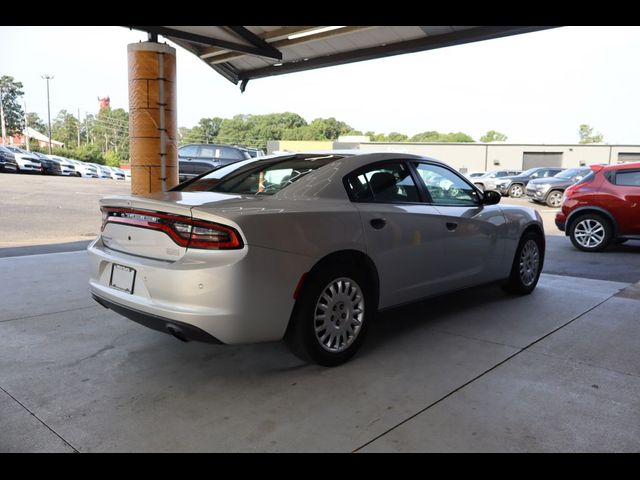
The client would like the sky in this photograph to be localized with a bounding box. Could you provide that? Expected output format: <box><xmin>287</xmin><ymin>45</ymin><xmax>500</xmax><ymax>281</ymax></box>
<box><xmin>1</xmin><ymin>25</ymin><xmax>640</xmax><ymax>144</ymax></box>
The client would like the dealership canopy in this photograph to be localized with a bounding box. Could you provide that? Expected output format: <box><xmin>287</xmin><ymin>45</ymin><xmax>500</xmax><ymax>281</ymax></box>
<box><xmin>125</xmin><ymin>26</ymin><xmax>557</xmax><ymax>90</ymax></box>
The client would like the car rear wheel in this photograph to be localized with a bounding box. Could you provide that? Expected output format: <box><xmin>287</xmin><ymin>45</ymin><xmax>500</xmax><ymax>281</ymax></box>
<box><xmin>569</xmin><ymin>214</ymin><xmax>612</xmax><ymax>252</ymax></box>
<box><xmin>285</xmin><ymin>262</ymin><xmax>372</xmax><ymax>366</ymax></box>
<box><xmin>503</xmin><ymin>231</ymin><xmax>543</xmax><ymax>294</ymax></box>
<box><xmin>546</xmin><ymin>190</ymin><xmax>563</xmax><ymax>208</ymax></box>
<box><xmin>508</xmin><ymin>183</ymin><xmax>524</xmax><ymax>198</ymax></box>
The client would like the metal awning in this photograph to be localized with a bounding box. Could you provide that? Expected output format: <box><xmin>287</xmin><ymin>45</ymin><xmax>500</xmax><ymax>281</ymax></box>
<box><xmin>125</xmin><ymin>26</ymin><xmax>557</xmax><ymax>91</ymax></box>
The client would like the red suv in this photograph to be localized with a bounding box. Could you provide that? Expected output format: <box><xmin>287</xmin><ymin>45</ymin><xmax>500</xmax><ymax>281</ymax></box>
<box><xmin>556</xmin><ymin>162</ymin><xmax>640</xmax><ymax>251</ymax></box>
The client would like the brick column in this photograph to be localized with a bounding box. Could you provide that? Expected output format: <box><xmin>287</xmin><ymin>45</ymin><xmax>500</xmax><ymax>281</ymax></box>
<box><xmin>127</xmin><ymin>41</ymin><xmax>178</xmax><ymax>194</ymax></box>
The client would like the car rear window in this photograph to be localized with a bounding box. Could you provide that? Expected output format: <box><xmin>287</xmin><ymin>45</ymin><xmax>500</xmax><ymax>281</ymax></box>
<box><xmin>177</xmin><ymin>154</ymin><xmax>345</xmax><ymax>194</ymax></box>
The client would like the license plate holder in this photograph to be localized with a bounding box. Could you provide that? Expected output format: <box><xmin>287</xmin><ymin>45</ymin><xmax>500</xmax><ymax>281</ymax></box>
<box><xmin>109</xmin><ymin>264</ymin><xmax>136</xmax><ymax>294</ymax></box>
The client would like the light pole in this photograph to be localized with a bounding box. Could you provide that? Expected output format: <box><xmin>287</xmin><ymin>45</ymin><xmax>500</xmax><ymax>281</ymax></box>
<box><xmin>41</xmin><ymin>74</ymin><xmax>54</xmax><ymax>154</ymax></box>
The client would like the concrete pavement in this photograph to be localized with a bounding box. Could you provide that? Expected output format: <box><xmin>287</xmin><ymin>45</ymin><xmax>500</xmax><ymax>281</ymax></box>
<box><xmin>1</xmin><ymin>250</ymin><xmax>638</xmax><ymax>452</ymax></box>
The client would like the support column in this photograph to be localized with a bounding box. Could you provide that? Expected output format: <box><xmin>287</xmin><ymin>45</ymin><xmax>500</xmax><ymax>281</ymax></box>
<box><xmin>127</xmin><ymin>41</ymin><xmax>178</xmax><ymax>195</ymax></box>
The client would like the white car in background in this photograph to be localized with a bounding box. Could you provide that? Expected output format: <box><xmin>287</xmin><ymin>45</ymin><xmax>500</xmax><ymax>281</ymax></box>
<box><xmin>110</xmin><ymin>167</ymin><xmax>126</xmax><ymax>180</ymax></box>
<box><xmin>4</xmin><ymin>146</ymin><xmax>41</xmax><ymax>173</ymax></box>
<box><xmin>66</xmin><ymin>159</ymin><xmax>99</xmax><ymax>178</ymax></box>
<box><xmin>91</xmin><ymin>164</ymin><xmax>113</xmax><ymax>179</ymax></box>
<box><xmin>47</xmin><ymin>155</ymin><xmax>79</xmax><ymax>176</ymax></box>
<box><xmin>89</xmin><ymin>151</ymin><xmax>545</xmax><ymax>366</ymax></box>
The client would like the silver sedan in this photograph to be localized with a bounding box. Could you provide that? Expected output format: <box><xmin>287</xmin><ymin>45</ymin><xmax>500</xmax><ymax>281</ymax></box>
<box><xmin>88</xmin><ymin>152</ymin><xmax>545</xmax><ymax>366</ymax></box>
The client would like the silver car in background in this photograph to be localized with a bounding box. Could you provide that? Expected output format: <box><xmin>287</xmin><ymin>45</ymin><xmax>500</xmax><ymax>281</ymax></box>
<box><xmin>472</xmin><ymin>169</ymin><xmax>522</xmax><ymax>192</ymax></box>
<box><xmin>89</xmin><ymin>152</ymin><xmax>544</xmax><ymax>366</ymax></box>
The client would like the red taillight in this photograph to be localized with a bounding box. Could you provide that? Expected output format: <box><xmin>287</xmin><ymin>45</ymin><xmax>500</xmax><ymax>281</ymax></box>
<box><xmin>100</xmin><ymin>207</ymin><xmax>243</xmax><ymax>250</ymax></box>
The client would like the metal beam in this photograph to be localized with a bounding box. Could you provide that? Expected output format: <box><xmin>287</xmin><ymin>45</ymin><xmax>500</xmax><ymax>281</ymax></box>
<box><xmin>226</xmin><ymin>26</ymin><xmax>282</xmax><ymax>59</ymax></box>
<box><xmin>125</xmin><ymin>26</ymin><xmax>282</xmax><ymax>60</ymax></box>
<box><xmin>237</xmin><ymin>26</ymin><xmax>558</xmax><ymax>81</ymax></box>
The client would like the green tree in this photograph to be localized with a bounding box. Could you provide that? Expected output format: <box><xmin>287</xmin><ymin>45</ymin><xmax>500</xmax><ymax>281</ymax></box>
<box><xmin>410</xmin><ymin>131</ymin><xmax>475</xmax><ymax>142</ymax></box>
<box><xmin>480</xmin><ymin>130</ymin><xmax>507</xmax><ymax>142</ymax></box>
<box><xmin>386</xmin><ymin>132</ymin><xmax>409</xmax><ymax>142</ymax></box>
<box><xmin>190</xmin><ymin>117</ymin><xmax>223</xmax><ymax>143</ymax></box>
<box><xmin>26</xmin><ymin>112</ymin><xmax>47</xmax><ymax>133</ymax></box>
<box><xmin>309</xmin><ymin>117</ymin><xmax>352</xmax><ymax>140</ymax></box>
<box><xmin>52</xmin><ymin>110</ymin><xmax>80</xmax><ymax>148</ymax></box>
<box><xmin>578</xmin><ymin>124</ymin><xmax>604</xmax><ymax>144</ymax></box>
<box><xmin>0</xmin><ymin>75</ymin><xmax>25</xmax><ymax>135</ymax></box>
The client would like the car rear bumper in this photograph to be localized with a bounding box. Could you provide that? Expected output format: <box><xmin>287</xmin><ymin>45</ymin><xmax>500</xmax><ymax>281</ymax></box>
<box><xmin>92</xmin><ymin>293</ymin><xmax>223</xmax><ymax>343</ymax></box>
<box><xmin>87</xmin><ymin>237</ymin><xmax>314</xmax><ymax>344</ymax></box>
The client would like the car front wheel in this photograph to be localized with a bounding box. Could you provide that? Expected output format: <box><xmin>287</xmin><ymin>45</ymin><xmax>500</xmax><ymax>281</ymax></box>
<box><xmin>285</xmin><ymin>262</ymin><xmax>372</xmax><ymax>366</ymax></box>
<box><xmin>546</xmin><ymin>190</ymin><xmax>563</xmax><ymax>208</ymax></box>
<box><xmin>508</xmin><ymin>183</ymin><xmax>524</xmax><ymax>198</ymax></box>
<box><xmin>569</xmin><ymin>214</ymin><xmax>612</xmax><ymax>252</ymax></box>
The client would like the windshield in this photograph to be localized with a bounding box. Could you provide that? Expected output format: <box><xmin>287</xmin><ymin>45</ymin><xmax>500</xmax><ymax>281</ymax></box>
<box><xmin>554</xmin><ymin>168</ymin><xmax>587</xmax><ymax>179</ymax></box>
<box><xmin>177</xmin><ymin>154</ymin><xmax>346</xmax><ymax>194</ymax></box>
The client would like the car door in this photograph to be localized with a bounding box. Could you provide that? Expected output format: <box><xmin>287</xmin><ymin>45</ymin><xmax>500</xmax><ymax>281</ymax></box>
<box><xmin>612</xmin><ymin>169</ymin><xmax>640</xmax><ymax>233</ymax></box>
<box><xmin>347</xmin><ymin>160</ymin><xmax>449</xmax><ymax>308</ymax></box>
<box><xmin>412</xmin><ymin>161</ymin><xmax>506</xmax><ymax>289</ymax></box>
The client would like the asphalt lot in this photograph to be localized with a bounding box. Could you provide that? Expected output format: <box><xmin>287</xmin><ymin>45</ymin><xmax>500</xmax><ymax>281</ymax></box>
<box><xmin>0</xmin><ymin>173</ymin><xmax>130</xmax><ymax>247</ymax></box>
<box><xmin>1</xmin><ymin>172</ymin><xmax>639</xmax><ymax>452</ymax></box>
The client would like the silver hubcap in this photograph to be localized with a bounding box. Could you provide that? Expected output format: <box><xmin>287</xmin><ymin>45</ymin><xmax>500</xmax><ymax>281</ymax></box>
<box><xmin>574</xmin><ymin>219</ymin><xmax>605</xmax><ymax>248</ymax></box>
<box><xmin>519</xmin><ymin>239</ymin><xmax>540</xmax><ymax>287</ymax></box>
<box><xmin>314</xmin><ymin>277</ymin><xmax>365</xmax><ymax>353</ymax></box>
<box><xmin>510</xmin><ymin>185</ymin><xmax>523</xmax><ymax>197</ymax></box>
<box><xmin>548</xmin><ymin>192</ymin><xmax>562</xmax><ymax>207</ymax></box>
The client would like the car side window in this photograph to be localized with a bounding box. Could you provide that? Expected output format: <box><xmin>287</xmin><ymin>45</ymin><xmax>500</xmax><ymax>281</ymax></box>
<box><xmin>179</xmin><ymin>145</ymin><xmax>199</xmax><ymax>157</ymax></box>
<box><xmin>199</xmin><ymin>146</ymin><xmax>217</xmax><ymax>158</ymax></box>
<box><xmin>496</xmin><ymin>171</ymin><xmax>508</xmax><ymax>177</ymax></box>
<box><xmin>615</xmin><ymin>171</ymin><xmax>640</xmax><ymax>186</ymax></box>
<box><xmin>346</xmin><ymin>162</ymin><xmax>420</xmax><ymax>203</ymax></box>
<box><xmin>415</xmin><ymin>163</ymin><xmax>480</xmax><ymax>206</ymax></box>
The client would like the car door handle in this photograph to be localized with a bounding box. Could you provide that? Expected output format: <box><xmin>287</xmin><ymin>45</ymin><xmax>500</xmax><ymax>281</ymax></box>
<box><xmin>370</xmin><ymin>218</ymin><xmax>387</xmax><ymax>230</ymax></box>
<box><xmin>446</xmin><ymin>222</ymin><xmax>458</xmax><ymax>231</ymax></box>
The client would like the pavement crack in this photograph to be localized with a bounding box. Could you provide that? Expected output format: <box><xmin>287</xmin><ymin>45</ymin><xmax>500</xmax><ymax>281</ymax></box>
<box><xmin>0</xmin><ymin>385</ymin><xmax>79</xmax><ymax>453</ymax></box>
<box><xmin>352</xmin><ymin>292</ymin><xmax>617</xmax><ymax>453</ymax></box>
<box><xmin>65</xmin><ymin>345</ymin><xmax>115</xmax><ymax>367</ymax></box>
<box><xmin>0</xmin><ymin>305</ymin><xmax>98</xmax><ymax>324</ymax></box>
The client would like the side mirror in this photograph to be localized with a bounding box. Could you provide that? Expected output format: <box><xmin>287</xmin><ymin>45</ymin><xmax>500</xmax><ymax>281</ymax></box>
<box><xmin>482</xmin><ymin>190</ymin><xmax>501</xmax><ymax>205</ymax></box>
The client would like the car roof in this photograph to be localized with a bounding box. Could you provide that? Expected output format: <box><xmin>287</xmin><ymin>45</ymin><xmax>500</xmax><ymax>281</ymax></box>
<box><xmin>603</xmin><ymin>161</ymin><xmax>640</xmax><ymax>171</ymax></box>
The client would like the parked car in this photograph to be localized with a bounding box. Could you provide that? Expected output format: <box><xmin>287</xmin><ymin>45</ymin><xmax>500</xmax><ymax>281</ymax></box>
<box><xmin>472</xmin><ymin>169</ymin><xmax>522</xmax><ymax>192</ymax></box>
<box><xmin>526</xmin><ymin>167</ymin><xmax>591</xmax><ymax>207</ymax></box>
<box><xmin>556</xmin><ymin>162</ymin><xmax>640</xmax><ymax>251</ymax></box>
<box><xmin>90</xmin><ymin>164</ymin><xmax>113</xmax><ymax>179</ymax></box>
<box><xmin>37</xmin><ymin>154</ymin><xmax>77</xmax><ymax>176</ymax></box>
<box><xmin>178</xmin><ymin>143</ymin><xmax>251</xmax><ymax>182</ymax></box>
<box><xmin>122</xmin><ymin>168</ymin><xmax>131</xmax><ymax>181</ymax></box>
<box><xmin>495</xmin><ymin>167</ymin><xmax>565</xmax><ymax>198</ymax></box>
<box><xmin>466</xmin><ymin>171</ymin><xmax>486</xmax><ymax>179</ymax></box>
<box><xmin>66</xmin><ymin>159</ymin><xmax>99</xmax><ymax>178</ymax></box>
<box><xmin>4</xmin><ymin>146</ymin><xmax>42</xmax><ymax>173</ymax></box>
<box><xmin>89</xmin><ymin>152</ymin><xmax>545</xmax><ymax>366</ymax></box>
<box><xmin>109</xmin><ymin>167</ymin><xmax>126</xmax><ymax>180</ymax></box>
<box><xmin>0</xmin><ymin>145</ymin><xmax>18</xmax><ymax>173</ymax></box>
<box><xmin>236</xmin><ymin>146</ymin><xmax>265</xmax><ymax>158</ymax></box>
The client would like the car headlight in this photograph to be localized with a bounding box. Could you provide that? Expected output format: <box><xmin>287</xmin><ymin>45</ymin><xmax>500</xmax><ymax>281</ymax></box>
<box><xmin>535</xmin><ymin>183</ymin><xmax>550</xmax><ymax>190</ymax></box>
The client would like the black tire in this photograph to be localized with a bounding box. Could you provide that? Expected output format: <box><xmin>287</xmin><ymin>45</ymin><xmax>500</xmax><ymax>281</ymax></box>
<box><xmin>285</xmin><ymin>261</ymin><xmax>373</xmax><ymax>366</ymax></box>
<box><xmin>503</xmin><ymin>231</ymin><xmax>544</xmax><ymax>295</ymax></box>
<box><xmin>545</xmin><ymin>190</ymin><xmax>563</xmax><ymax>208</ymax></box>
<box><xmin>508</xmin><ymin>183</ymin><xmax>525</xmax><ymax>198</ymax></box>
<box><xmin>569</xmin><ymin>213</ymin><xmax>612</xmax><ymax>252</ymax></box>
